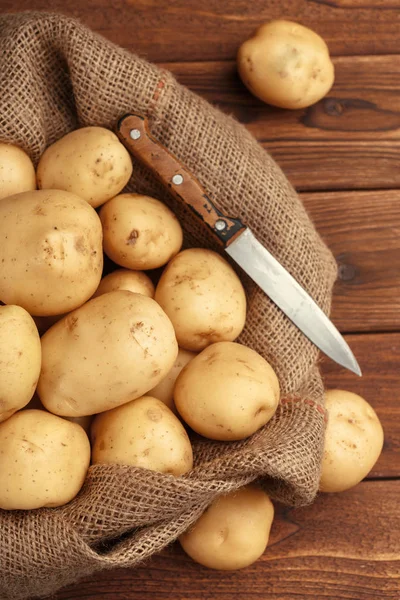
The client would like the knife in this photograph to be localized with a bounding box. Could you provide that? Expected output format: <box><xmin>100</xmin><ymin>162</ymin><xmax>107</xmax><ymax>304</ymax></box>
<box><xmin>117</xmin><ymin>113</ymin><xmax>361</xmax><ymax>376</ymax></box>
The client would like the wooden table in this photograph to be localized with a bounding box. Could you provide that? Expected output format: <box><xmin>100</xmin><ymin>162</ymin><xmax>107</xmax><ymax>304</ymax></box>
<box><xmin>2</xmin><ymin>1</ymin><xmax>399</xmax><ymax>598</ymax></box>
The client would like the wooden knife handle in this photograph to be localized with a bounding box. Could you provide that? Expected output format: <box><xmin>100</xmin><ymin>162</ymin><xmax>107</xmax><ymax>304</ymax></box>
<box><xmin>117</xmin><ymin>114</ymin><xmax>246</xmax><ymax>246</ymax></box>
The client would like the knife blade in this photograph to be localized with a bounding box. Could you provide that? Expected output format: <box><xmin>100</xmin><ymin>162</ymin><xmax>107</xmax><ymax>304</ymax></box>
<box><xmin>117</xmin><ymin>113</ymin><xmax>361</xmax><ymax>376</ymax></box>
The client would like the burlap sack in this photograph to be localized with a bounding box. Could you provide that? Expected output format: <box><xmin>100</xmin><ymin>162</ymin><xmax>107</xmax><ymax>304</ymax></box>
<box><xmin>0</xmin><ymin>11</ymin><xmax>337</xmax><ymax>600</ymax></box>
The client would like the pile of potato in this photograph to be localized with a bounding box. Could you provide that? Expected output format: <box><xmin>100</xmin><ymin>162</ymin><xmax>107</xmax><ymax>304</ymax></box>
<box><xmin>0</xmin><ymin>128</ymin><xmax>383</xmax><ymax>571</ymax></box>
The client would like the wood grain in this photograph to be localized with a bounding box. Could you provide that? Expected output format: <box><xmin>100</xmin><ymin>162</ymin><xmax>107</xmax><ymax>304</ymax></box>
<box><xmin>321</xmin><ymin>333</ymin><xmax>400</xmax><ymax>478</ymax></box>
<box><xmin>302</xmin><ymin>190</ymin><xmax>400</xmax><ymax>333</ymax></box>
<box><xmin>163</xmin><ymin>56</ymin><xmax>400</xmax><ymax>191</ymax></box>
<box><xmin>54</xmin><ymin>480</ymin><xmax>400</xmax><ymax>600</ymax></box>
<box><xmin>2</xmin><ymin>0</ymin><xmax>400</xmax><ymax>61</ymax></box>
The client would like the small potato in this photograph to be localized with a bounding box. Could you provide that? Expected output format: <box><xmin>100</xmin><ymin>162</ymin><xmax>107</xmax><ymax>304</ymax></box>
<box><xmin>0</xmin><ymin>305</ymin><xmax>41</xmax><ymax>423</ymax></box>
<box><xmin>179</xmin><ymin>485</ymin><xmax>274</xmax><ymax>570</ymax></box>
<box><xmin>92</xmin><ymin>268</ymin><xmax>155</xmax><ymax>299</ymax></box>
<box><xmin>100</xmin><ymin>193</ymin><xmax>183</xmax><ymax>270</ymax></box>
<box><xmin>0</xmin><ymin>410</ymin><xmax>90</xmax><ymax>510</ymax></box>
<box><xmin>91</xmin><ymin>396</ymin><xmax>193</xmax><ymax>476</ymax></box>
<box><xmin>38</xmin><ymin>290</ymin><xmax>178</xmax><ymax>417</ymax></box>
<box><xmin>320</xmin><ymin>390</ymin><xmax>384</xmax><ymax>493</ymax></box>
<box><xmin>175</xmin><ymin>341</ymin><xmax>279</xmax><ymax>441</ymax></box>
<box><xmin>0</xmin><ymin>189</ymin><xmax>103</xmax><ymax>316</ymax></box>
<box><xmin>237</xmin><ymin>20</ymin><xmax>334</xmax><ymax>109</ymax></box>
<box><xmin>37</xmin><ymin>127</ymin><xmax>133</xmax><ymax>208</ymax></box>
<box><xmin>148</xmin><ymin>347</ymin><xmax>197</xmax><ymax>413</ymax></box>
<box><xmin>155</xmin><ymin>249</ymin><xmax>246</xmax><ymax>352</ymax></box>
<box><xmin>0</xmin><ymin>143</ymin><xmax>36</xmax><ymax>200</ymax></box>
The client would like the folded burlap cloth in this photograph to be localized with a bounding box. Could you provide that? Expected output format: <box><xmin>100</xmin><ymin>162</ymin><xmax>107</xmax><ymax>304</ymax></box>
<box><xmin>0</xmin><ymin>12</ymin><xmax>337</xmax><ymax>600</ymax></box>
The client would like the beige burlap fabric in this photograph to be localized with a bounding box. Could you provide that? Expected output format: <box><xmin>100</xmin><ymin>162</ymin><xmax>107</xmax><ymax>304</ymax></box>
<box><xmin>0</xmin><ymin>12</ymin><xmax>337</xmax><ymax>600</ymax></box>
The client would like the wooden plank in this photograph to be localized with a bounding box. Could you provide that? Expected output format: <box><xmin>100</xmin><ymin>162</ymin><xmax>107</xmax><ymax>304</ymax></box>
<box><xmin>1</xmin><ymin>1</ymin><xmax>399</xmax><ymax>61</ymax></box>
<box><xmin>54</xmin><ymin>480</ymin><xmax>400</xmax><ymax>600</ymax></box>
<box><xmin>302</xmin><ymin>190</ymin><xmax>400</xmax><ymax>333</ymax></box>
<box><xmin>163</xmin><ymin>56</ymin><xmax>400</xmax><ymax>191</ymax></box>
<box><xmin>321</xmin><ymin>333</ymin><xmax>400</xmax><ymax>479</ymax></box>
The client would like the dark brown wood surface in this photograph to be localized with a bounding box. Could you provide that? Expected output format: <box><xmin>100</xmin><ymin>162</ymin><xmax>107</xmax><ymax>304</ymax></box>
<box><xmin>1</xmin><ymin>1</ymin><xmax>398</xmax><ymax>599</ymax></box>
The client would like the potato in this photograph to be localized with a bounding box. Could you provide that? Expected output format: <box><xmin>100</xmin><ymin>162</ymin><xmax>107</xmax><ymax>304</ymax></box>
<box><xmin>0</xmin><ymin>410</ymin><xmax>90</xmax><ymax>510</ymax></box>
<box><xmin>38</xmin><ymin>290</ymin><xmax>178</xmax><ymax>417</ymax></box>
<box><xmin>37</xmin><ymin>127</ymin><xmax>132</xmax><ymax>208</ymax></box>
<box><xmin>100</xmin><ymin>193</ymin><xmax>183</xmax><ymax>270</ymax></box>
<box><xmin>91</xmin><ymin>396</ymin><xmax>193</xmax><ymax>476</ymax></box>
<box><xmin>0</xmin><ymin>143</ymin><xmax>36</xmax><ymax>200</ymax></box>
<box><xmin>155</xmin><ymin>249</ymin><xmax>246</xmax><ymax>352</ymax></box>
<box><xmin>148</xmin><ymin>347</ymin><xmax>196</xmax><ymax>413</ymax></box>
<box><xmin>179</xmin><ymin>485</ymin><xmax>274</xmax><ymax>570</ymax></box>
<box><xmin>0</xmin><ymin>306</ymin><xmax>41</xmax><ymax>423</ymax></box>
<box><xmin>92</xmin><ymin>268</ymin><xmax>155</xmax><ymax>299</ymax></box>
<box><xmin>175</xmin><ymin>341</ymin><xmax>279</xmax><ymax>441</ymax></box>
<box><xmin>237</xmin><ymin>20</ymin><xmax>334</xmax><ymax>109</ymax></box>
<box><xmin>320</xmin><ymin>390</ymin><xmax>384</xmax><ymax>493</ymax></box>
<box><xmin>0</xmin><ymin>189</ymin><xmax>103</xmax><ymax>316</ymax></box>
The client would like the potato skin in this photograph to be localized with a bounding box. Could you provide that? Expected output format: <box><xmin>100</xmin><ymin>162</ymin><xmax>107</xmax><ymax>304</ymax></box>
<box><xmin>37</xmin><ymin>127</ymin><xmax>133</xmax><ymax>208</ymax></box>
<box><xmin>37</xmin><ymin>290</ymin><xmax>178</xmax><ymax>417</ymax></box>
<box><xmin>320</xmin><ymin>390</ymin><xmax>384</xmax><ymax>493</ymax></box>
<box><xmin>155</xmin><ymin>249</ymin><xmax>246</xmax><ymax>352</ymax></box>
<box><xmin>100</xmin><ymin>193</ymin><xmax>183</xmax><ymax>270</ymax></box>
<box><xmin>179</xmin><ymin>485</ymin><xmax>274</xmax><ymax>570</ymax></box>
<box><xmin>148</xmin><ymin>347</ymin><xmax>196</xmax><ymax>414</ymax></box>
<box><xmin>92</xmin><ymin>268</ymin><xmax>155</xmax><ymax>299</ymax></box>
<box><xmin>91</xmin><ymin>396</ymin><xmax>193</xmax><ymax>476</ymax></box>
<box><xmin>237</xmin><ymin>20</ymin><xmax>334</xmax><ymax>109</ymax></box>
<box><xmin>0</xmin><ymin>189</ymin><xmax>103</xmax><ymax>316</ymax></box>
<box><xmin>0</xmin><ymin>306</ymin><xmax>41</xmax><ymax>423</ymax></box>
<box><xmin>0</xmin><ymin>410</ymin><xmax>90</xmax><ymax>510</ymax></box>
<box><xmin>174</xmin><ymin>341</ymin><xmax>280</xmax><ymax>441</ymax></box>
<box><xmin>0</xmin><ymin>143</ymin><xmax>36</xmax><ymax>200</ymax></box>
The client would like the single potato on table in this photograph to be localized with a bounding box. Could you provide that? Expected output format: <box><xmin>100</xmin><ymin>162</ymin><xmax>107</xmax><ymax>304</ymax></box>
<box><xmin>0</xmin><ymin>305</ymin><xmax>41</xmax><ymax>423</ymax></box>
<box><xmin>0</xmin><ymin>189</ymin><xmax>103</xmax><ymax>316</ymax></box>
<box><xmin>100</xmin><ymin>193</ymin><xmax>183</xmax><ymax>270</ymax></box>
<box><xmin>0</xmin><ymin>410</ymin><xmax>90</xmax><ymax>510</ymax></box>
<box><xmin>37</xmin><ymin>126</ymin><xmax>132</xmax><ymax>208</ymax></box>
<box><xmin>179</xmin><ymin>485</ymin><xmax>274</xmax><ymax>570</ymax></box>
<box><xmin>320</xmin><ymin>389</ymin><xmax>384</xmax><ymax>493</ymax></box>
<box><xmin>238</xmin><ymin>20</ymin><xmax>334</xmax><ymax>109</ymax></box>
<box><xmin>92</xmin><ymin>268</ymin><xmax>155</xmax><ymax>299</ymax></box>
<box><xmin>155</xmin><ymin>248</ymin><xmax>247</xmax><ymax>352</ymax></box>
<box><xmin>174</xmin><ymin>341</ymin><xmax>280</xmax><ymax>441</ymax></box>
<box><xmin>91</xmin><ymin>396</ymin><xmax>193</xmax><ymax>476</ymax></box>
<box><xmin>0</xmin><ymin>142</ymin><xmax>36</xmax><ymax>200</ymax></box>
<box><xmin>37</xmin><ymin>290</ymin><xmax>178</xmax><ymax>417</ymax></box>
<box><xmin>148</xmin><ymin>347</ymin><xmax>196</xmax><ymax>413</ymax></box>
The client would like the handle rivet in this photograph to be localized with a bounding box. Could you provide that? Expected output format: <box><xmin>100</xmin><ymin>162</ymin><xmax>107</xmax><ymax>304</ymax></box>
<box><xmin>215</xmin><ymin>219</ymin><xmax>227</xmax><ymax>231</ymax></box>
<box><xmin>172</xmin><ymin>174</ymin><xmax>184</xmax><ymax>185</ymax></box>
<box><xmin>130</xmin><ymin>129</ymin><xmax>141</xmax><ymax>140</ymax></box>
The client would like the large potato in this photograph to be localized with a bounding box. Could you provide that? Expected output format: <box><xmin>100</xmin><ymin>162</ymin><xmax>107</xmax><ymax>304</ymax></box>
<box><xmin>175</xmin><ymin>341</ymin><xmax>279</xmax><ymax>441</ymax></box>
<box><xmin>0</xmin><ymin>410</ymin><xmax>90</xmax><ymax>510</ymax></box>
<box><xmin>92</xmin><ymin>268</ymin><xmax>155</xmax><ymax>299</ymax></box>
<box><xmin>38</xmin><ymin>290</ymin><xmax>178</xmax><ymax>417</ymax></box>
<box><xmin>91</xmin><ymin>396</ymin><xmax>193</xmax><ymax>476</ymax></box>
<box><xmin>155</xmin><ymin>249</ymin><xmax>246</xmax><ymax>352</ymax></box>
<box><xmin>179</xmin><ymin>485</ymin><xmax>274</xmax><ymax>570</ymax></box>
<box><xmin>100</xmin><ymin>193</ymin><xmax>183</xmax><ymax>270</ymax></box>
<box><xmin>237</xmin><ymin>20</ymin><xmax>334</xmax><ymax>109</ymax></box>
<box><xmin>0</xmin><ymin>143</ymin><xmax>36</xmax><ymax>200</ymax></box>
<box><xmin>0</xmin><ymin>306</ymin><xmax>41</xmax><ymax>423</ymax></box>
<box><xmin>320</xmin><ymin>390</ymin><xmax>384</xmax><ymax>493</ymax></box>
<box><xmin>148</xmin><ymin>347</ymin><xmax>196</xmax><ymax>413</ymax></box>
<box><xmin>0</xmin><ymin>189</ymin><xmax>103</xmax><ymax>316</ymax></box>
<box><xmin>37</xmin><ymin>127</ymin><xmax>132</xmax><ymax>208</ymax></box>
